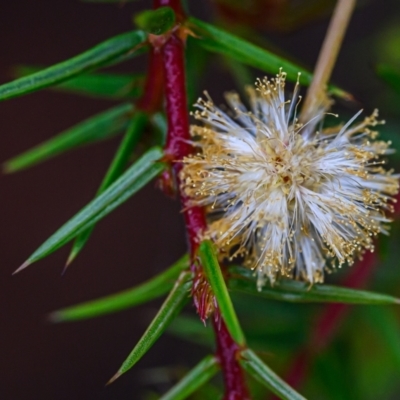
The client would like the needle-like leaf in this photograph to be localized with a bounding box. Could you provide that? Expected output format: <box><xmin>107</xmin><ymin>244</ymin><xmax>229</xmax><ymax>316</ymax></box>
<box><xmin>3</xmin><ymin>103</ymin><xmax>133</xmax><ymax>173</ymax></box>
<box><xmin>229</xmin><ymin>266</ymin><xmax>400</xmax><ymax>305</ymax></box>
<box><xmin>188</xmin><ymin>18</ymin><xmax>349</xmax><ymax>99</ymax></box>
<box><xmin>108</xmin><ymin>270</ymin><xmax>192</xmax><ymax>384</ymax></box>
<box><xmin>160</xmin><ymin>355</ymin><xmax>220</xmax><ymax>400</ymax></box>
<box><xmin>198</xmin><ymin>240</ymin><xmax>246</xmax><ymax>346</ymax></box>
<box><xmin>0</xmin><ymin>30</ymin><xmax>147</xmax><ymax>101</ymax></box>
<box><xmin>13</xmin><ymin>65</ymin><xmax>144</xmax><ymax>99</ymax></box>
<box><xmin>66</xmin><ymin>111</ymin><xmax>148</xmax><ymax>265</ymax></box>
<box><xmin>15</xmin><ymin>147</ymin><xmax>165</xmax><ymax>273</ymax></box>
<box><xmin>240</xmin><ymin>348</ymin><xmax>306</xmax><ymax>400</ymax></box>
<box><xmin>49</xmin><ymin>254</ymin><xmax>189</xmax><ymax>322</ymax></box>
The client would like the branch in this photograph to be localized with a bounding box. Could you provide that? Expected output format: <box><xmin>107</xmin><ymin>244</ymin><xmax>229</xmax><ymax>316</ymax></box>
<box><xmin>300</xmin><ymin>0</ymin><xmax>356</xmax><ymax>122</ymax></box>
<box><xmin>155</xmin><ymin>1</ymin><xmax>250</xmax><ymax>398</ymax></box>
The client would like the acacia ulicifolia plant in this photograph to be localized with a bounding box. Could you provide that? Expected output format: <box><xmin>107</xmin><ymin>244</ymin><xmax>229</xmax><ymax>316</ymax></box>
<box><xmin>2</xmin><ymin>0</ymin><xmax>400</xmax><ymax>399</ymax></box>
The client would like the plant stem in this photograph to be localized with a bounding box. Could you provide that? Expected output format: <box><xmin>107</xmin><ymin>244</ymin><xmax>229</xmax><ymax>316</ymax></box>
<box><xmin>161</xmin><ymin>28</ymin><xmax>206</xmax><ymax>255</ymax></box>
<box><xmin>156</xmin><ymin>0</ymin><xmax>251</xmax><ymax>398</ymax></box>
<box><xmin>214</xmin><ymin>318</ymin><xmax>251</xmax><ymax>400</ymax></box>
<box><xmin>300</xmin><ymin>0</ymin><xmax>356</xmax><ymax>123</ymax></box>
<box><xmin>137</xmin><ymin>50</ymin><xmax>164</xmax><ymax>113</ymax></box>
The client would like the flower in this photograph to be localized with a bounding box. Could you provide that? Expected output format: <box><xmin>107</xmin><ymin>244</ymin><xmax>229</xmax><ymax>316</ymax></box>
<box><xmin>181</xmin><ymin>71</ymin><xmax>399</xmax><ymax>286</ymax></box>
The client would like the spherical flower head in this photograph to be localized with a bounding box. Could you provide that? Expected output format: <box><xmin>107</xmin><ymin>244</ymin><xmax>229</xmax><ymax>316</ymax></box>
<box><xmin>181</xmin><ymin>71</ymin><xmax>399</xmax><ymax>287</ymax></box>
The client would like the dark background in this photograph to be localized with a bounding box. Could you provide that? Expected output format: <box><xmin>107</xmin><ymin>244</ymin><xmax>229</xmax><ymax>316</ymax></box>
<box><xmin>0</xmin><ymin>1</ymin><xmax>399</xmax><ymax>399</ymax></box>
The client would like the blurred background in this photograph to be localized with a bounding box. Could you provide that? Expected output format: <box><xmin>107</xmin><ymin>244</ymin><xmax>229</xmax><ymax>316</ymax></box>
<box><xmin>1</xmin><ymin>0</ymin><xmax>400</xmax><ymax>399</ymax></box>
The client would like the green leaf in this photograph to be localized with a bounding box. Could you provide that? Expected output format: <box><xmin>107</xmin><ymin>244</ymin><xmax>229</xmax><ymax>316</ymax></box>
<box><xmin>0</xmin><ymin>30</ymin><xmax>147</xmax><ymax>101</ymax></box>
<box><xmin>15</xmin><ymin>147</ymin><xmax>165</xmax><ymax>272</ymax></box>
<box><xmin>376</xmin><ymin>63</ymin><xmax>400</xmax><ymax>94</ymax></box>
<box><xmin>13</xmin><ymin>65</ymin><xmax>144</xmax><ymax>99</ymax></box>
<box><xmin>188</xmin><ymin>18</ymin><xmax>348</xmax><ymax>98</ymax></box>
<box><xmin>66</xmin><ymin>111</ymin><xmax>148</xmax><ymax>265</ymax></box>
<box><xmin>3</xmin><ymin>103</ymin><xmax>133</xmax><ymax>173</ymax></box>
<box><xmin>150</xmin><ymin>112</ymin><xmax>168</xmax><ymax>147</ymax></box>
<box><xmin>167</xmin><ymin>313</ymin><xmax>214</xmax><ymax>348</ymax></box>
<box><xmin>108</xmin><ymin>271</ymin><xmax>192</xmax><ymax>383</ymax></box>
<box><xmin>186</xmin><ymin>36</ymin><xmax>210</xmax><ymax>107</ymax></box>
<box><xmin>49</xmin><ymin>254</ymin><xmax>189</xmax><ymax>322</ymax></box>
<box><xmin>160</xmin><ymin>355</ymin><xmax>220</xmax><ymax>400</ymax></box>
<box><xmin>198</xmin><ymin>240</ymin><xmax>246</xmax><ymax>346</ymax></box>
<box><xmin>240</xmin><ymin>348</ymin><xmax>306</xmax><ymax>400</ymax></box>
<box><xmin>229</xmin><ymin>266</ymin><xmax>400</xmax><ymax>305</ymax></box>
<box><xmin>363</xmin><ymin>307</ymin><xmax>400</xmax><ymax>370</ymax></box>
<box><xmin>191</xmin><ymin>382</ymin><xmax>221</xmax><ymax>400</ymax></box>
<box><xmin>134</xmin><ymin>7</ymin><xmax>176</xmax><ymax>35</ymax></box>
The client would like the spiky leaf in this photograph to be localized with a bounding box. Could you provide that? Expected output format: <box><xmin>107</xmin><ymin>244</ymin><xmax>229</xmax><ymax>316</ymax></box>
<box><xmin>108</xmin><ymin>271</ymin><xmax>192</xmax><ymax>383</ymax></box>
<box><xmin>240</xmin><ymin>348</ymin><xmax>306</xmax><ymax>400</ymax></box>
<box><xmin>160</xmin><ymin>355</ymin><xmax>220</xmax><ymax>400</ymax></box>
<box><xmin>4</xmin><ymin>103</ymin><xmax>133</xmax><ymax>173</ymax></box>
<box><xmin>50</xmin><ymin>255</ymin><xmax>189</xmax><ymax>321</ymax></box>
<box><xmin>0</xmin><ymin>31</ymin><xmax>147</xmax><ymax>101</ymax></box>
<box><xmin>188</xmin><ymin>18</ymin><xmax>349</xmax><ymax>98</ymax></box>
<box><xmin>199</xmin><ymin>240</ymin><xmax>246</xmax><ymax>346</ymax></box>
<box><xmin>15</xmin><ymin>147</ymin><xmax>165</xmax><ymax>272</ymax></box>
<box><xmin>229</xmin><ymin>266</ymin><xmax>400</xmax><ymax>305</ymax></box>
<box><xmin>66</xmin><ymin>111</ymin><xmax>148</xmax><ymax>264</ymax></box>
<box><xmin>13</xmin><ymin>65</ymin><xmax>143</xmax><ymax>99</ymax></box>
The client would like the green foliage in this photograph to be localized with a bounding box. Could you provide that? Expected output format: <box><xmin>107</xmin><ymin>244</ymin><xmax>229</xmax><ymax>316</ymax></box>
<box><xmin>188</xmin><ymin>18</ymin><xmax>349</xmax><ymax>98</ymax></box>
<box><xmin>3</xmin><ymin>103</ymin><xmax>133</xmax><ymax>173</ymax></box>
<box><xmin>0</xmin><ymin>31</ymin><xmax>147</xmax><ymax>101</ymax></box>
<box><xmin>3</xmin><ymin>1</ymin><xmax>400</xmax><ymax>399</ymax></box>
<box><xmin>229</xmin><ymin>266</ymin><xmax>400</xmax><ymax>304</ymax></box>
<box><xmin>240</xmin><ymin>348</ymin><xmax>306</xmax><ymax>400</ymax></box>
<box><xmin>134</xmin><ymin>7</ymin><xmax>176</xmax><ymax>35</ymax></box>
<box><xmin>109</xmin><ymin>271</ymin><xmax>192</xmax><ymax>382</ymax></box>
<box><xmin>160</xmin><ymin>355</ymin><xmax>220</xmax><ymax>400</ymax></box>
<box><xmin>67</xmin><ymin>111</ymin><xmax>148</xmax><ymax>264</ymax></box>
<box><xmin>377</xmin><ymin>63</ymin><xmax>400</xmax><ymax>94</ymax></box>
<box><xmin>50</xmin><ymin>255</ymin><xmax>189</xmax><ymax>322</ymax></box>
<box><xmin>13</xmin><ymin>66</ymin><xmax>144</xmax><ymax>99</ymax></box>
<box><xmin>199</xmin><ymin>240</ymin><xmax>246</xmax><ymax>346</ymax></box>
<box><xmin>15</xmin><ymin>147</ymin><xmax>165</xmax><ymax>271</ymax></box>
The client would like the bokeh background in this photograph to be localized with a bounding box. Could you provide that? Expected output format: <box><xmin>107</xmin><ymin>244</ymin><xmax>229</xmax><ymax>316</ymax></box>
<box><xmin>1</xmin><ymin>1</ymin><xmax>400</xmax><ymax>399</ymax></box>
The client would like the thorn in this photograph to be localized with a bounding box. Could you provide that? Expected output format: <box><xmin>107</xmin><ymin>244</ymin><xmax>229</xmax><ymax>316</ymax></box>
<box><xmin>47</xmin><ymin>312</ymin><xmax>61</xmax><ymax>323</ymax></box>
<box><xmin>61</xmin><ymin>262</ymin><xmax>70</xmax><ymax>276</ymax></box>
<box><xmin>65</xmin><ymin>249</ymin><xmax>78</xmax><ymax>269</ymax></box>
<box><xmin>2</xmin><ymin>163</ymin><xmax>13</xmax><ymax>174</ymax></box>
<box><xmin>12</xmin><ymin>260</ymin><xmax>31</xmax><ymax>275</ymax></box>
<box><xmin>106</xmin><ymin>371</ymin><xmax>122</xmax><ymax>386</ymax></box>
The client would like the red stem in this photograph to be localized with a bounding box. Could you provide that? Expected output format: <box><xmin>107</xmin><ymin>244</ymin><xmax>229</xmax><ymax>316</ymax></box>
<box><xmin>162</xmin><ymin>30</ymin><xmax>205</xmax><ymax>255</ymax></box>
<box><xmin>156</xmin><ymin>1</ymin><xmax>250</xmax><ymax>397</ymax></box>
<box><xmin>214</xmin><ymin>319</ymin><xmax>251</xmax><ymax>400</ymax></box>
<box><xmin>137</xmin><ymin>50</ymin><xmax>164</xmax><ymax>113</ymax></box>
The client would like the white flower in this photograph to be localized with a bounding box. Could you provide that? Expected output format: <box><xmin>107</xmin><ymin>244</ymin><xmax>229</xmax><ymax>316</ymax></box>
<box><xmin>181</xmin><ymin>71</ymin><xmax>399</xmax><ymax>286</ymax></box>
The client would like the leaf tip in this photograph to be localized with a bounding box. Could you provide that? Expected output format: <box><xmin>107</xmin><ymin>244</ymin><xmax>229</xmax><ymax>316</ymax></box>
<box><xmin>106</xmin><ymin>370</ymin><xmax>122</xmax><ymax>386</ymax></box>
<box><xmin>13</xmin><ymin>260</ymin><xmax>31</xmax><ymax>275</ymax></box>
<box><xmin>47</xmin><ymin>311</ymin><xmax>63</xmax><ymax>323</ymax></box>
<box><xmin>65</xmin><ymin>249</ymin><xmax>79</xmax><ymax>269</ymax></box>
<box><xmin>2</xmin><ymin>163</ymin><xmax>13</xmax><ymax>174</ymax></box>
